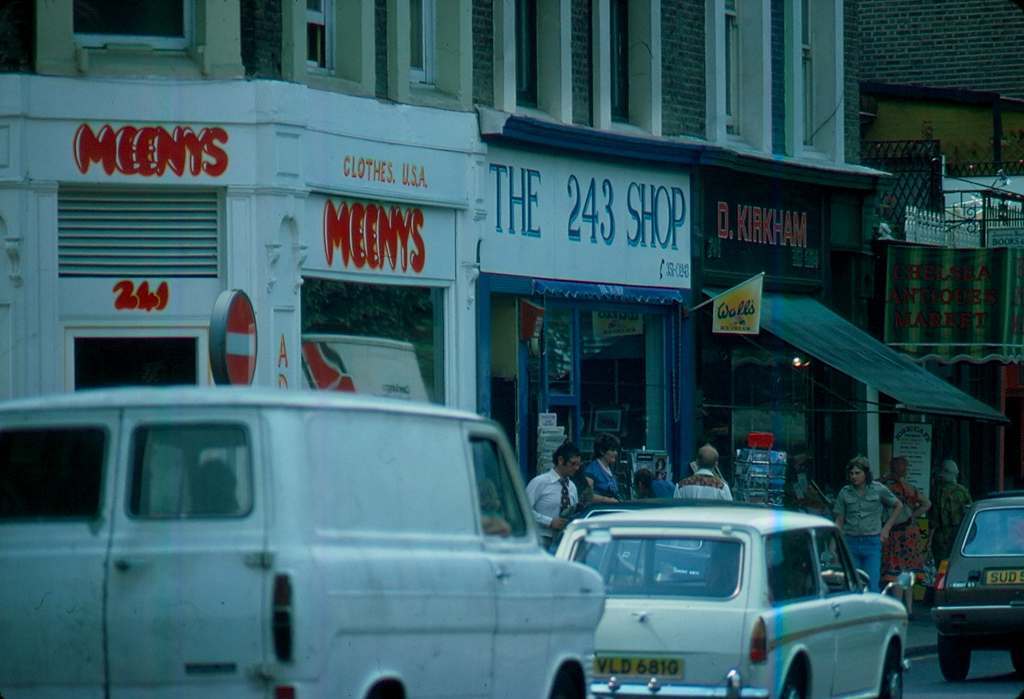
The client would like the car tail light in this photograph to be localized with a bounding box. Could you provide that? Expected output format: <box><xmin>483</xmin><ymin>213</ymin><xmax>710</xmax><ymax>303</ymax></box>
<box><xmin>749</xmin><ymin>617</ymin><xmax>767</xmax><ymax>664</ymax></box>
<box><xmin>275</xmin><ymin>686</ymin><xmax>296</xmax><ymax>699</ymax></box>
<box><xmin>273</xmin><ymin>574</ymin><xmax>294</xmax><ymax>662</ymax></box>
<box><xmin>935</xmin><ymin>560</ymin><xmax>949</xmax><ymax>591</ymax></box>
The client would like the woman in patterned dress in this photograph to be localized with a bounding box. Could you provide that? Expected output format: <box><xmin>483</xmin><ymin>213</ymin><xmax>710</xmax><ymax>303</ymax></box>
<box><xmin>881</xmin><ymin>456</ymin><xmax>931</xmax><ymax>589</ymax></box>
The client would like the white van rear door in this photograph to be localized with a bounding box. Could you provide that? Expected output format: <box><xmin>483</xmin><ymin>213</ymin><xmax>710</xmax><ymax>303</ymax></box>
<box><xmin>106</xmin><ymin>408</ymin><xmax>267</xmax><ymax>698</ymax></box>
<box><xmin>0</xmin><ymin>411</ymin><xmax>118</xmax><ymax>698</ymax></box>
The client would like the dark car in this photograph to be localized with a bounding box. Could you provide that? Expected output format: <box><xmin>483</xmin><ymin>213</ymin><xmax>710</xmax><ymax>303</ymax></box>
<box><xmin>932</xmin><ymin>491</ymin><xmax>1024</xmax><ymax>681</ymax></box>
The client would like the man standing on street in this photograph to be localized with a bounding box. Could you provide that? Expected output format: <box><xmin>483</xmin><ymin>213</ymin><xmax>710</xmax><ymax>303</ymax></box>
<box><xmin>526</xmin><ymin>442</ymin><xmax>582</xmax><ymax>551</ymax></box>
<box><xmin>675</xmin><ymin>444</ymin><xmax>733</xmax><ymax>501</ymax></box>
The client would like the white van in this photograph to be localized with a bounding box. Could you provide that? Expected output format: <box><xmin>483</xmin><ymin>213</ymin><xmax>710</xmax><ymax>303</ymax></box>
<box><xmin>0</xmin><ymin>387</ymin><xmax>604</xmax><ymax>699</ymax></box>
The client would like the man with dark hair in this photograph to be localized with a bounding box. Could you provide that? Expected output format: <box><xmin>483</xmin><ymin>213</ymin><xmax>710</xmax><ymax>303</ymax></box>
<box><xmin>525</xmin><ymin>441</ymin><xmax>582</xmax><ymax>550</ymax></box>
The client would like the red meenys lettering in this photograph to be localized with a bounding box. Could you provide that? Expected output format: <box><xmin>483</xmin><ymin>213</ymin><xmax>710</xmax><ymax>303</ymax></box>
<box><xmin>72</xmin><ymin>123</ymin><xmax>230</xmax><ymax>177</ymax></box>
<box><xmin>324</xmin><ymin>200</ymin><xmax>352</xmax><ymax>267</ymax></box>
<box><xmin>322</xmin><ymin>199</ymin><xmax>428</xmax><ymax>274</ymax></box>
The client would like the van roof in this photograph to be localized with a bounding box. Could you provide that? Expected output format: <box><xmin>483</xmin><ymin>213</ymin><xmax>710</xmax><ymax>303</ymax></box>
<box><xmin>0</xmin><ymin>386</ymin><xmax>485</xmax><ymax>422</ymax></box>
<box><xmin>573</xmin><ymin>503</ymin><xmax>834</xmax><ymax>536</ymax></box>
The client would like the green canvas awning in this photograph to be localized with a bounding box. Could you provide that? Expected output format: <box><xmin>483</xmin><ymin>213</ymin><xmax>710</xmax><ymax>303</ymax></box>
<box><xmin>753</xmin><ymin>292</ymin><xmax>1007</xmax><ymax>423</ymax></box>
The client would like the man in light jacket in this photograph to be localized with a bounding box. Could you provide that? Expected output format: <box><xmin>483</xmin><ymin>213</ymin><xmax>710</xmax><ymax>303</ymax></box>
<box><xmin>675</xmin><ymin>444</ymin><xmax>733</xmax><ymax>501</ymax></box>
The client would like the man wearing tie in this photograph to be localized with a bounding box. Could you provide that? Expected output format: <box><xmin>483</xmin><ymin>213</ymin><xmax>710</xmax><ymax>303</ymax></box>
<box><xmin>525</xmin><ymin>442</ymin><xmax>582</xmax><ymax>551</ymax></box>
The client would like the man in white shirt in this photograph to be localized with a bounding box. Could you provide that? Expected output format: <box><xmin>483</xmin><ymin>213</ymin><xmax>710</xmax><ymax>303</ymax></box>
<box><xmin>525</xmin><ymin>442</ymin><xmax>582</xmax><ymax>550</ymax></box>
<box><xmin>675</xmin><ymin>444</ymin><xmax>733</xmax><ymax>501</ymax></box>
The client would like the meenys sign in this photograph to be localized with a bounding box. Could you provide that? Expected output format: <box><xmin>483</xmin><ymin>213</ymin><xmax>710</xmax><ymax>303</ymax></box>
<box><xmin>482</xmin><ymin>147</ymin><xmax>691</xmax><ymax>290</ymax></box>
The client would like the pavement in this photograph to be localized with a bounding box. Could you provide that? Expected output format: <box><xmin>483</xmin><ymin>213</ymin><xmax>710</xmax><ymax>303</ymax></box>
<box><xmin>906</xmin><ymin>599</ymin><xmax>937</xmax><ymax>659</ymax></box>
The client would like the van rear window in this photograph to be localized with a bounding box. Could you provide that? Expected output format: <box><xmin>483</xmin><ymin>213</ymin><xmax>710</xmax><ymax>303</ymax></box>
<box><xmin>0</xmin><ymin>427</ymin><xmax>106</xmax><ymax>520</ymax></box>
<box><xmin>575</xmin><ymin>536</ymin><xmax>742</xmax><ymax>598</ymax></box>
<box><xmin>962</xmin><ymin>507</ymin><xmax>1024</xmax><ymax>556</ymax></box>
<box><xmin>129</xmin><ymin>424</ymin><xmax>252</xmax><ymax>518</ymax></box>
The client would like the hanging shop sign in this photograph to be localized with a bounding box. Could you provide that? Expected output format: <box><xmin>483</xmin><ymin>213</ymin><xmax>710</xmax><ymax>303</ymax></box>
<box><xmin>884</xmin><ymin>245</ymin><xmax>1024</xmax><ymax>362</ymax></box>
<box><xmin>210</xmin><ymin>290</ymin><xmax>258</xmax><ymax>385</ymax></box>
<box><xmin>481</xmin><ymin>146</ymin><xmax>691</xmax><ymax>290</ymax></box>
<box><xmin>702</xmin><ymin>170</ymin><xmax>823</xmax><ymax>283</ymax></box>
<box><xmin>711</xmin><ymin>272</ymin><xmax>764</xmax><ymax>335</ymax></box>
<box><xmin>305</xmin><ymin>195</ymin><xmax>456</xmax><ymax>282</ymax></box>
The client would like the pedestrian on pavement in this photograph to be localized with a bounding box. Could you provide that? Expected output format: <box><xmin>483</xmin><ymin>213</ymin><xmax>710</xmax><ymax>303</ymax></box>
<box><xmin>634</xmin><ymin>467</ymin><xmax>672</xmax><ymax>499</ymax></box>
<box><xmin>525</xmin><ymin>441</ymin><xmax>582</xmax><ymax>551</ymax></box>
<box><xmin>651</xmin><ymin>462</ymin><xmax>676</xmax><ymax>498</ymax></box>
<box><xmin>834</xmin><ymin>455</ymin><xmax>904</xmax><ymax>593</ymax></box>
<box><xmin>583</xmin><ymin>433</ymin><xmax>622</xmax><ymax>503</ymax></box>
<box><xmin>880</xmin><ymin>455</ymin><xmax>930</xmax><ymax>609</ymax></box>
<box><xmin>674</xmin><ymin>444</ymin><xmax>732</xmax><ymax>500</ymax></box>
<box><xmin>929</xmin><ymin>458</ymin><xmax>972</xmax><ymax>562</ymax></box>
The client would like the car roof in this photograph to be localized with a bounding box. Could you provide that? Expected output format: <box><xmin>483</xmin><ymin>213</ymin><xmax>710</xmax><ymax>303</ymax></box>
<box><xmin>570</xmin><ymin>502</ymin><xmax>833</xmax><ymax>536</ymax></box>
<box><xmin>977</xmin><ymin>490</ymin><xmax>1024</xmax><ymax>504</ymax></box>
<box><xmin>0</xmin><ymin>386</ymin><xmax>484</xmax><ymax>423</ymax></box>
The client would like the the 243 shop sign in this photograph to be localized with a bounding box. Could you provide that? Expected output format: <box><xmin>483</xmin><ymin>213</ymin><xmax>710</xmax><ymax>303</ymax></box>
<box><xmin>482</xmin><ymin>147</ymin><xmax>691</xmax><ymax>290</ymax></box>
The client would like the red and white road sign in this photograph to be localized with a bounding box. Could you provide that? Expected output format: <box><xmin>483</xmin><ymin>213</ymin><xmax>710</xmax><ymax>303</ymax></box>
<box><xmin>210</xmin><ymin>290</ymin><xmax>257</xmax><ymax>385</ymax></box>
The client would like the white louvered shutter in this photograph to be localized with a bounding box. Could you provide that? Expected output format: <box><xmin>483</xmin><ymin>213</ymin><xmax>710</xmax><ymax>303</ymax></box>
<box><xmin>58</xmin><ymin>188</ymin><xmax>219</xmax><ymax>277</ymax></box>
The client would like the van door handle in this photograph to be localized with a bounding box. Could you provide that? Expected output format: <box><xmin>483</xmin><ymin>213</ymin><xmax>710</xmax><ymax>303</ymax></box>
<box><xmin>113</xmin><ymin>557</ymin><xmax>148</xmax><ymax>572</ymax></box>
<box><xmin>494</xmin><ymin>565</ymin><xmax>511</xmax><ymax>581</ymax></box>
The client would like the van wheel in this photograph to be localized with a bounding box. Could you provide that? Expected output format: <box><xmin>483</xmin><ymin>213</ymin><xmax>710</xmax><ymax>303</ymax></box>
<box><xmin>548</xmin><ymin>668</ymin><xmax>581</xmax><ymax>699</ymax></box>
<box><xmin>937</xmin><ymin>636</ymin><xmax>970</xmax><ymax>682</ymax></box>
<box><xmin>1011</xmin><ymin>647</ymin><xmax>1024</xmax><ymax>676</ymax></box>
<box><xmin>780</xmin><ymin>669</ymin><xmax>806</xmax><ymax>699</ymax></box>
<box><xmin>878</xmin><ymin>645</ymin><xmax>903</xmax><ymax>699</ymax></box>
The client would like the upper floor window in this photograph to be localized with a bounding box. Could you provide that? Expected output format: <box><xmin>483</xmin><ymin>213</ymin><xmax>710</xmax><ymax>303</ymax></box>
<box><xmin>307</xmin><ymin>0</ymin><xmax>332</xmax><ymax>70</ymax></box>
<box><xmin>801</xmin><ymin>0</ymin><xmax>813</xmax><ymax>146</ymax></box>
<box><xmin>724</xmin><ymin>0</ymin><xmax>739</xmax><ymax>135</ymax></box>
<box><xmin>73</xmin><ymin>0</ymin><xmax>191</xmax><ymax>50</ymax></box>
<box><xmin>609</xmin><ymin>0</ymin><xmax>629</xmax><ymax>122</ymax></box>
<box><xmin>515</xmin><ymin>0</ymin><xmax>538</xmax><ymax>107</ymax></box>
<box><xmin>410</xmin><ymin>0</ymin><xmax>436</xmax><ymax>85</ymax></box>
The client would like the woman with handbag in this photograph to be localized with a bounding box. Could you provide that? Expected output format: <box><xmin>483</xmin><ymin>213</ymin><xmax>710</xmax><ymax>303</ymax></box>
<box><xmin>880</xmin><ymin>455</ymin><xmax>931</xmax><ymax>602</ymax></box>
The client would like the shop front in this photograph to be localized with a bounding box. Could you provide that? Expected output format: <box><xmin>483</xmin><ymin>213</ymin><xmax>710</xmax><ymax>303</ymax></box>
<box><xmin>477</xmin><ymin>143</ymin><xmax>693</xmax><ymax>485</ymax></box>
<box><xmin>698</xmin><ymin>167</ymin><xmax>1005</xmax><ymax>507</ymax></box>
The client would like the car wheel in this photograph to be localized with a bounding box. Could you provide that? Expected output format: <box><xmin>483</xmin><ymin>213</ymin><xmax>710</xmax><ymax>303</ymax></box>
<box><xmin>878</xmin><ymin>645</ymin><xmax>903</xmax><ymax>699</ymax></box>
<box><xmin>780</xmin><ymin>670</ymin><xmax>806</xmax><ymax>699</ymax></box>
<box><xmin>1011</xmin><ymin>646</ymin><xmax>1024</xmax><ymax>676</ymax></box>
<box><xmin>937</xmin><ymin>635</ymin><xmax>971</xmax><ymax>682</ymax></box>
<box><xmin>548</xmin><ymin>668</ymin><xmax>580</xmax><ymax>699</ymax></box>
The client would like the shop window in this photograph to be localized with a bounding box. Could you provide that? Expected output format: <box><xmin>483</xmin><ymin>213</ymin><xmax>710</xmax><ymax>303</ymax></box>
<box><xmin>129</xmin><ymin>424</ymin><xmax>252</xmax><ymax>518</ymax></box>
<box><xmin>0</xmin><ymin>427</ymin><xmax>106</xmax><ymax>520</ymax></box>
<box><xmin>301</xmin><ymin>278</ymin><xmax>445</xmax><ymax>404</ymax></box>
<box><xmin>74</xmin><ymin>0</ymin><xmax>190</xmax><ymax>50</ymax></box>
<box><xmin>74</xmin><ymin>337</ymin><xmax>198</xmax><ymax>389</ymax></box>
<box><xmin>545</xmin><ymin>307</ymin><xmax>574</xmax><ymax>395</ymax></box>
<box><xmin>515</xmin><ymin>0</ymin><xmax>538</xmax><ymax>107</ymax></box>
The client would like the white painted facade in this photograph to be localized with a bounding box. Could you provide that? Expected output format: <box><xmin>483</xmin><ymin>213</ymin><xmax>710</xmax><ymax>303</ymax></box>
<box><xmin>0</xmin><ymin>74</ymin><xmax>483</xmax><ymax>408</ymax></box>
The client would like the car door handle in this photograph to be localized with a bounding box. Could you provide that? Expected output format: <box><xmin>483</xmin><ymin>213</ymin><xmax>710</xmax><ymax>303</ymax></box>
<box><xmin>829</xmin><ymin>602</ymin><xmax>841</xmax><ymax>618</ymax></box>
<box><xmin>113</xmin><ymin>557</ymin><xmax>148</xmax><ymax>572</ymax></box>
<box><xmin>494</xmin><ymin>565</ymin><xmax>511</xmax><ymax>581</ymax></box>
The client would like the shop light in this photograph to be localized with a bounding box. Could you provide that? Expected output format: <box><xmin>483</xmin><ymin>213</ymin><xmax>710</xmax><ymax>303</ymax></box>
<box><xmin>791</xmin><ymin>356</ymin><xmax>811</xmax><ymax>368</ymax></box>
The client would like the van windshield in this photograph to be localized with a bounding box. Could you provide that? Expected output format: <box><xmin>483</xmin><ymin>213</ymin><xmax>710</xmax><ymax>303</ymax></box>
<box><xmin>574</xmin><ymin>535</ymin><xmax>742</xmax><ymax>598</ymax></box>
<box><xmin>962</xmin><ymin>507</ymin><xmax>1024</xmax><ymax>556</ymax></box>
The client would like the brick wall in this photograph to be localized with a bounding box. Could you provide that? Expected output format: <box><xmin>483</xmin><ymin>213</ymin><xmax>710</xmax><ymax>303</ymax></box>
<box><xmin>0</xmin><ymin>0</ymin><xmax>33</xmax><ymax>72</ymax></box>
<box><xmin>662</xmin><ymin>0</ymin><xmax>705</xmax><ymax>138</ymax></box>
<box><xmin>240</xmin><ymin>0</ymin><xmax>281</xmax><ymax>78</ymax></box>
<box><xmin>571</xmin><ymin>0</ymin><xmax>592</xmax><ymax>126</ymax></box>
<box><xmin>859</xmin><ymin>0</ymin><xmax>1024</xmax><ymax>99</ymax></box>
<box><xmin>375</xmin><ymin>0</ymin><xmax>389</xmax><ymax>99</ymax></box>
<box><xmin>473</xmin><ymin>0</ymin><xmax>494</xmax><ymax>107</ymax></box>
<box><xmin>844</xmin><ymin>0</ymin><xmax>860</xmax><ymax>163</ymax></box>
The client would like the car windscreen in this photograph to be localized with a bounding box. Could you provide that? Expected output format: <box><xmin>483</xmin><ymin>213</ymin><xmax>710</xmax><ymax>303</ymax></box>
<box><xmin>574</xmin><ymin>535</ymin><xmax>742</xmax><ymax>598</ymax></box>
<box><xmin>962</xmin><ymin>507</ymin><xmax>1024</xmax><ymax>556</ymax></box>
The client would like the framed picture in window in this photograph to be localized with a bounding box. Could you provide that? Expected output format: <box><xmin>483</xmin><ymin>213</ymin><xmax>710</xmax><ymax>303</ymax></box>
<box><xmin>593</xmin><ymin>409</ymin><xmax>622</xmax><ymax>433</ymax></box>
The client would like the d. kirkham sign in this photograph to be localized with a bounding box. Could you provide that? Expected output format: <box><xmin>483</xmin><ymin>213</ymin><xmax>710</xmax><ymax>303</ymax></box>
<box><xmin>481</xmin><ymin>147</ymin><xmax>691</xmax><ymax>290</ymax></box>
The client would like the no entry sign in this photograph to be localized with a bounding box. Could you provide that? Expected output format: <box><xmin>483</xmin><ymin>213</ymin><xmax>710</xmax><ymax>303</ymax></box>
<box><xmin>210</xmin><ymin>289</ymin><xmax>257</xmax><ymax>385</ymax></box>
